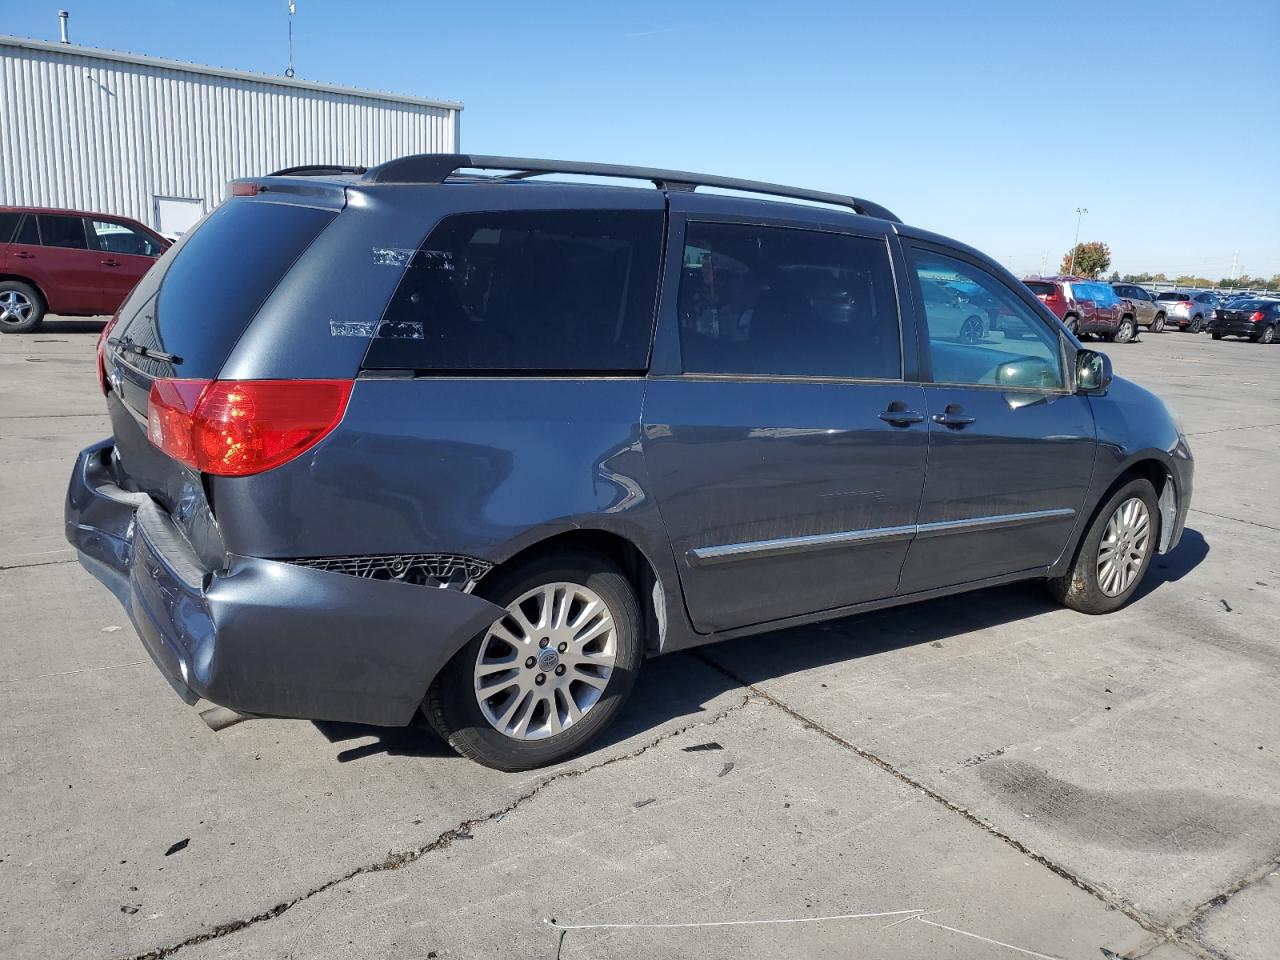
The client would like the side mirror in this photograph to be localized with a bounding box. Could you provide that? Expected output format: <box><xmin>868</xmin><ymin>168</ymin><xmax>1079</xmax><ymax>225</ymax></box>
<box><xmin>1076</xmin><ymin>349</ymin><xmax>1113</xmax><ymax>394</ymax></box>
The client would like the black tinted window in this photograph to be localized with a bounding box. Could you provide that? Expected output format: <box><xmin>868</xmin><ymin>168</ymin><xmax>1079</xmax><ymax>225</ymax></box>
<box><xmin>366</xmin><ymin>210</ymin><xmax>663</xmax><ymax>372</ymax></box>
<box><xmin>1024</xmin><ymin>281</ymin><xmax>1055</xmax><ymax>296</ymax></box>
<box><xmin>676</xmin><ymin>222</ymin><xmax>900</xmax><ymax>379</ymax></box>
<box><xmin>115</xmin><ymin>199</ymin><xmax>335</xmax><ymax>378</ymax></box>
<box><xmin>36</xmin><ymin>215</ymin><xmax>87</xmax><ymax>249</ymax></box>
<box><xmin>1155</xmin><ymin>292</ymin><xmax>1186</xmax><ymax>301</ymax></box>
<box><xmin>0</xmin><ymin>212</ymin><xmax>20</xmax><ymax>244</ymax></box>
<box><xmin>14</xmin><ymin>215</ymin><xmax>39</xmax><ymax>245</ymax></box>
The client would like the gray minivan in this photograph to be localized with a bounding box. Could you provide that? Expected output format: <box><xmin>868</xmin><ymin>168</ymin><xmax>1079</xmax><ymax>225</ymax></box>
<box><xmin>66</xmin><ymin>155</ymin><xmax>1194</xmax><ymax>770</ymax></box>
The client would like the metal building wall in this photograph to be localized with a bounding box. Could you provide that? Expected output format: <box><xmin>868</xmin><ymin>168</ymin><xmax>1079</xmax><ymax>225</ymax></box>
<box><xmin>0</xmin><ymin>36</ymin><xmax>461</xmax><ymax>232</ymax></box>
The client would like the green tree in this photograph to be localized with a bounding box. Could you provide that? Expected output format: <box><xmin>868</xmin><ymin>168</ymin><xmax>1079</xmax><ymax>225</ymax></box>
<box><xmin>1123</xmin><ymin>272</ymin><xmax>1155</xmax><ymax>283</ymax></box>
<box><xmin>1060</xmin><ymin>241</ymin><xmax>1112</xmax><ymax>278</ymax></box>
<box><xmin>1108</xmin><ymin>270</ymin><xmax>1121</xmax><ymax>282</ymax></box>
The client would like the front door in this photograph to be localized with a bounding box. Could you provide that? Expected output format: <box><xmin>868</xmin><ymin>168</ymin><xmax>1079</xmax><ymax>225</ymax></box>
<box><xmin>897</xmin><ymin>244</ymin><xmax>1096</xmax><ymax>595</ymax></box>
<box><xmin>87</xmin><ymin>219</ymin><xmax>164</xmax><ymax>313</ymax></box>
<box><xmin>643</xmin><ymin>215</ymin><xmax>928</xmax><ymax>633</ymax></box>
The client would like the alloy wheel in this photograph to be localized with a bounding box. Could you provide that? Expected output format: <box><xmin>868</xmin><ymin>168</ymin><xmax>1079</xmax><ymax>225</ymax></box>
<box><xmin>1262</xmin><ymin>325</ymin><xmax>1275</xmax><ymax>345</ymax></box>
<box><xmin>959</xmin><ymin>316</ymin><xmax>984</xmax><ymax>344</ymax></box>
<box><xmin>473</xmin><ymin>581</ymin><xmax>617</xmax><ymax>740</ymax></box>
<box><xmin>1152</xmin><ymin>315</ymin><xmax>1165</xmax><ymax>333</ymax></box>
<box><xmin>1116</xmin><ymin>319</ymin><xmax>1135</xmax><ymax>343</ymax></box>
<box><xmin>1097</xmin><ymin>497</ymin><xmax>1151</xmax><ymax>597</ymax></box>
<box><xmin>0</xmin><ymin>290</ymin><xmax>33</xmax><ymax>327</ymax></box>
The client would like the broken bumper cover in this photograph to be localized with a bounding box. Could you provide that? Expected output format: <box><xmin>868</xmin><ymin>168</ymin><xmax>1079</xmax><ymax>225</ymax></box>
<box><xmin>65</xmin><ymin>440</ymin><xmax>504</xmax><ymax>726</ymax></box>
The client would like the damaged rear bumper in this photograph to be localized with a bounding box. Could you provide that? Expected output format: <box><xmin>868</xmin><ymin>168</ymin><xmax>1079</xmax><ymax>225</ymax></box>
<box><xmin>65</xmin><ymin>440</ymin><xmax>504</xmax><ymax>726</ymax></box>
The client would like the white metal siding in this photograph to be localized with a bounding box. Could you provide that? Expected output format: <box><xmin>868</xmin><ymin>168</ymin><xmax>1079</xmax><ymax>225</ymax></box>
<box><xmin>0</xmin><ymin>38</ymin><xmax>460</xmax><ymax>231</ymax></box>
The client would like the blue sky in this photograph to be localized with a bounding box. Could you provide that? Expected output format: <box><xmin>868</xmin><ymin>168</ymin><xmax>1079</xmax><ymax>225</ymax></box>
<box><xmin>3</xmin><ymin>0</ymin><xmax>1277</xmax><ymax>280</ymax></box>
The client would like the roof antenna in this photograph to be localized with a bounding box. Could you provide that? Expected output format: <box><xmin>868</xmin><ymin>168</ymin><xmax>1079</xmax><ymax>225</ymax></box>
<box><xmin>285</xmin><ymin>1</ymin><xmax>296</xmax><ymax>77</ymax></box>
<box><xmin>58</xmin><ymin>9</ymin><xmax>70</xmax><ymax>44</ymax></box>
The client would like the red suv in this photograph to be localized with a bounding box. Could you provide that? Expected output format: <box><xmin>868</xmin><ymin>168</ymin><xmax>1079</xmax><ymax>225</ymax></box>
<box><xmin>1022</xmin><ymin>276</ymin><xmax>1134</xmax><ymax>342</ymax></box>
<box><xmin>0</xmin><ymin>206</ymin><xmax>169</xmax><ymax>333</ymax></box>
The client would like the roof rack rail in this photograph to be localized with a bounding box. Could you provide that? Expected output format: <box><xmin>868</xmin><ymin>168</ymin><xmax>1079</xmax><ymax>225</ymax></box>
<box><xmin>268</xmin><ymin>163</ymin><xmax>368</xmax><ymax>177</ymax></box>
<box><xmin>361</xmin><ymin>154</ymin><xmax>900</xmax><ymax>223</ymax></box>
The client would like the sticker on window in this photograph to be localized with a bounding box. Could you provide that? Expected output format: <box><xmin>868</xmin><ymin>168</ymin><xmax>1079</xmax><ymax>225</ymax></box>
<box><xmin>329</xmin><ymin>319</ymin><xmax>425</xmax><ymax>339</ymax></box>
<box><xmin>372</xmin><ymin>247</ymin><xmax>454</xmax><ymax>271</ymax></box>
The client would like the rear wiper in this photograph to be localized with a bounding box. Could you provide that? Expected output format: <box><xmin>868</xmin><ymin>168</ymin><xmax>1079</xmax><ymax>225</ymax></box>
<box><xmin>108</xmin><ymin>337</ymin><xmax>183</xmax><ymax>365</ymax></box>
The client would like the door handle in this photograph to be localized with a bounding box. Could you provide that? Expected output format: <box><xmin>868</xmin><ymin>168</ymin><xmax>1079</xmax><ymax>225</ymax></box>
<box><xmin>878</xmin><ymin>407</ymin><xmax>925</xmax><ymax>426</ymax></box>
<box><xmin>14</xmin><ymin>251</ymin><xmax>34</xmax><ymax>259</ymax></box>
<box><xmin>100</xmin><ymin>258</ymin><xmax>121</xmax><ymax>267</ymax></box>
<box><xmin>932</xmin><ymin>405</ymin><xmax>976</xmax><ymax>428</ymax></box>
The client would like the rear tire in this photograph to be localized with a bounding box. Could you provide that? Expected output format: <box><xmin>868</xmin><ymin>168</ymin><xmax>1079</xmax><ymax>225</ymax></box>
<box><xmin>1211</xmin><ymin>332</ymin><xmax>1223</xmax><ymax>341</ymax></box>
<box><xmin>425</xmin><ymin>550</ymin><xmax>643</xmax><ymax>771</ymax></box>
<box><xmin>0</xmin><ymin>281</ymin><xmax>44</xmax><ymax>334</ymax></box>
<box><xmin>1047</xmin><ymin>478</ymin><xmax>1159</xmax><ymax>615</ymax></box>
<box><xmin>1114</xmin><ymin>317</ymin><xmax>1136</xmax><ymax>344</ymax></box>
<box><xmin>1152</xmin><ymin>313</ymin><xmax>1166</xmax><ymax>333</ymax></box>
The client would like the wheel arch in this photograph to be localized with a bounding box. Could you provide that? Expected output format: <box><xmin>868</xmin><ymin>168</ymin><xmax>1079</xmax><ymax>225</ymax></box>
<box><xmin>485</xmin><ymin>527</ymin><xmax>674</xmax><ymax>656</ymax></box>
<box><xmin>0</xmin><ymin>274</ymin><xmax>49</xmax><ymax>309</ymax></box>
<box><xmin>1078</xmin><ymin>456</ymin><xmax>1180</xmax><ymax>561</ymax></box>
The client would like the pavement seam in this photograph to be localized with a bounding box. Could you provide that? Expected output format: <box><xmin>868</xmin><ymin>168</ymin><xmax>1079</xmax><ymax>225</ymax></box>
<box><xmin>1188</xmin><ymin>507</ymin><xmax>1280</xmax><ymax>534</ymax></box>
<box><xmin>0</xmin><ymin>557</ymin><xmax>78</xmax><ymax>572</ymax></box>
<box><xmin>1164</xmin><ymin>854</ymin><xmax>1280</xmax><ymax>947</ymax></box>
<box><xmin>689</xmin><ymin>651</ymin><xmax>1223</xmax><ymax>960</ymax></box>
<box><xmin>114</xmin><ymin>694</ymin><xmax>753</xmax><ymax>960</ymax></box>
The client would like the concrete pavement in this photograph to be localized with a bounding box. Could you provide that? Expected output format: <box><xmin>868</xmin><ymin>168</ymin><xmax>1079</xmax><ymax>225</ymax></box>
<box><xmin>1</xmin><ymin>319</ymin><xmax>1276</xmax><ymax>959</ymax></box>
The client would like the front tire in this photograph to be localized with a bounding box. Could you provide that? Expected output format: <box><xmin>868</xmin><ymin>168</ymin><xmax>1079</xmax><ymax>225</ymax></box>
<box><xmin>426</xmin><ymin>550</ymin><xmax>643</xmax><ymax>771</ymax></box>
<box><xmin>1064</xmin><ymin>315</ymin><xmax>1079</xmax><ymax>336</ymax></box>
<box><xmin>1047</xmin><ymin>478</ymin><xmax>1159</xmax><ymax>614</ymax></box>
<box><xmin>1211</xmin><ymin>332</ymin><xmax>1223</xmax><ymax>341</ymax></box>
<box><xmin>1260</xmin><ymin>325</ymin><xmax>1276</xmax><ymax>345</ymax></box>
<box><xmin>0</xmin><ymin>281</ymin><xmax>44</xmax><ymax>334</ymax></box>
<box><xmin>1114</xmin><ymin>317</ymin><xmax>1136</xmax><ymax>344</ymax></box>
<box><xmin>1189</xmin><ymin>315</ymin><xmax>1204</xmax><ymax>333</ymax></box>
<box><xmin>1152</xmin><ymin>313</ymin><xmax>1166</xmax><ymax>333</ymax></box>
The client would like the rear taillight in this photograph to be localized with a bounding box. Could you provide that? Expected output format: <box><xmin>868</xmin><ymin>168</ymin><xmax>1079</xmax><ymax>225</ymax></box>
<box><xmin>1045</xmin><ymin>291</ymin><xmax>1060</xmax><ymax>302</ymax></box>
<box><xmin>1250</xmin><ymin>311</ymin><xmax>1265</xmax><ymax>322</ymax></box>
<box><xmin>96</xmin><ymin>311</ymin><xmax>121</xmax><ymax>395</ymax></box>
<box><xmin>147</xmin><ymin>379</ymin><xmax>353</xmax><ymax>476</ymax></box>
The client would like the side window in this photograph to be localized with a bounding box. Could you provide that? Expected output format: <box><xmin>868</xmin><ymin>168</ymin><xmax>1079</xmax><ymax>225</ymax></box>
<box><xmin>89</xmin><ymin>220</ymin><xmax>161</xmax><ymax>258</ymax></box>
<box><xmin>0</xmin><ymin>212</ymin><xmax>20</xmax><ymax>244</ymax></box>
<box><xmin>366</xmin><ymin>209</ymin><xmax>664</xmax><ymax>372</ymax></box>
<box><xmin>36</xmin><ymin>215</ymin><xmax>88</xmax><ymax>249</ymax></box>
<box><xmin>675</xmin><ymin>221</ymin><xmax>901</xmax><ymax>379</ymax></box>
<box><xmin>912</xmin><ymin>248</ymin><xmax>1065</xmax><ymax>390</ymax></box>
<box><xmin>14</xmin><ymin>214</ymin><xmax>39</xmax><ymax>245</ymax></box>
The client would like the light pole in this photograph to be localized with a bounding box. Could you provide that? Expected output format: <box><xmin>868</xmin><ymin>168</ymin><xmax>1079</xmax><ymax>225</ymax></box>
<box><xmin>1067</xmin><ymin>207</ymin><xmax>1088</xmax><ymax>276</ymax></box>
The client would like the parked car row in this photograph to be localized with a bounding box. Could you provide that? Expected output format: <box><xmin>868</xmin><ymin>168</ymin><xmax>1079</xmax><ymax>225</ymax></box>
<box><xmin>0</xmin><ymin>205</ymin><xmax>169</xmax><ymax>333</ymax></box>
<box><xmin>1021</xmin><ymin>276</ymin><xmax>1279</xmax><ymax>347</ymax></box>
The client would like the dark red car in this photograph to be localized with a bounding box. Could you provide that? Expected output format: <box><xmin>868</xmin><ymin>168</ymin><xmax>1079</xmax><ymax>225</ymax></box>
<box><xmin>0</xmin><ymin>206</ymin><xmax>169</xmax><ymax>333</ymax></box>
<box><xmin>1022</xmin><ymin>276</ymin><xmax>1135</xmax><ymax>342</ymax></box>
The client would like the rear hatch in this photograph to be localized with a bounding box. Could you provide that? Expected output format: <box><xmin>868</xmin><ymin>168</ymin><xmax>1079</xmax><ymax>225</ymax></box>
<box><xmin>102</xmin><ymin>195</ymin><xmax>340</xmax><ymax>562</ymax></box>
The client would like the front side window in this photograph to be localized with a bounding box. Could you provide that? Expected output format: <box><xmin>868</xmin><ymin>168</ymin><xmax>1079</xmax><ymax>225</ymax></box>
<box><xmin>675</xmin><ymin>221</ymin><xmax>900</xmax><ymax>379</ymax></box>
<box><xmin>36</xmin><ymin>215</ymin><xmax>88</xmax><ymax>249</ymax></box>
<box><xmin>913</xmin><ymin>249</ymin><xmax>1065</xmax><ymax>390</ymax></box>
<box><xmin>90</xmin><ymin>220</ymin><xmax>161</xmax><ymax>258</ymax></box>
<box><xmin>366</xmin><ymin>210</ymin><xmax>663</xmax><ymax>372</ymax></box>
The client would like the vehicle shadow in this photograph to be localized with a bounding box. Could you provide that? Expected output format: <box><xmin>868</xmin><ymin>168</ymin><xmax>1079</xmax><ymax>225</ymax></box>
<box><xmin>315</xmin><ymin>527</ymin><xmax>1208</xmax><ymax>765</ymax></box>
<box><xmin>38</xmin><ymin>316</ymin><xmax>110</xmax><ymax>335</ymax></box>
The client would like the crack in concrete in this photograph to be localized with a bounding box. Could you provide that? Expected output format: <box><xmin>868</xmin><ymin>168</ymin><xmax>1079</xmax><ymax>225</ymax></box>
<box><xmin>1167</xmin><ymin>853</ymin><xmax>1280</xmax><ymax>949</ymax></box>
<box><xmin>0</xmin><ymin>557</ymin><xmax>78</xmax><ymax>572</ymax></box>
<box><xmin>1189</xmin><ymin>507</ymin><xmax>1280</xmax><ymax>534</ymax></box>
<box><xmin>116</xmin><ymin>695</ymin><xmax>752</xmax><ymax>960</ymax></box>
<box><xmin>689</xmin><ymin>651</ymin><xmax>1226</xmax><ymax>960</ymax></box>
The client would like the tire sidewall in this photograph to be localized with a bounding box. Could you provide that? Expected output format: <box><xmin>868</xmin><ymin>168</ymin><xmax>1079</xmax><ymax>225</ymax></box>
<box><xmin>429</xmin><ymin>551</ymin><xmax>643</xmax><ymax>770</ymax></box>
<box><xmin>1060</xmin><ymin>479</ymin><xmax>1160</xmax><ymax>614</ymax></box>
<box><xmin>0</xmin><ymin>281</ymin><xmax>45</xmax><ymax>334</ymax></box>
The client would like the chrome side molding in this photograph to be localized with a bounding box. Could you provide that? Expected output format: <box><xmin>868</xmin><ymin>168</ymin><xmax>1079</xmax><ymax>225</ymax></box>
<box><xmin>687</xmin><ymin>507</ymin><xmax>1075</xmax><ymax>567</ymax></box>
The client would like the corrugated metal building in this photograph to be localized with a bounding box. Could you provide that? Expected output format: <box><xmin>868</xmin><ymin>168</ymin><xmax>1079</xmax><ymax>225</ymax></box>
<box><xmin>0</xmin><ymin>35</ymin><xmax>462</xmax><ymax>236</ymax></box>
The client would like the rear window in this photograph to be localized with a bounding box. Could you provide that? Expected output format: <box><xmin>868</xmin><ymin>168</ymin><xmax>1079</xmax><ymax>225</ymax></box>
<box><xmin>363</xmin><ymin>210</ymin><xmax>663</xmax><ymax>372</ymax></box>
<box><xmin>1156</xmin><ymin>292</ymin><xmax>1188</xmax><ymax>301</ymax></box>
<box><xmin>114</xmin><ymin>199</ymin><xmax>335</xmax><ymax>378</ymax></box>
<box><xmin>1024</xmin><ymin>281</ymin><xmax>1055</xmax><ymax>296</ymax></box>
